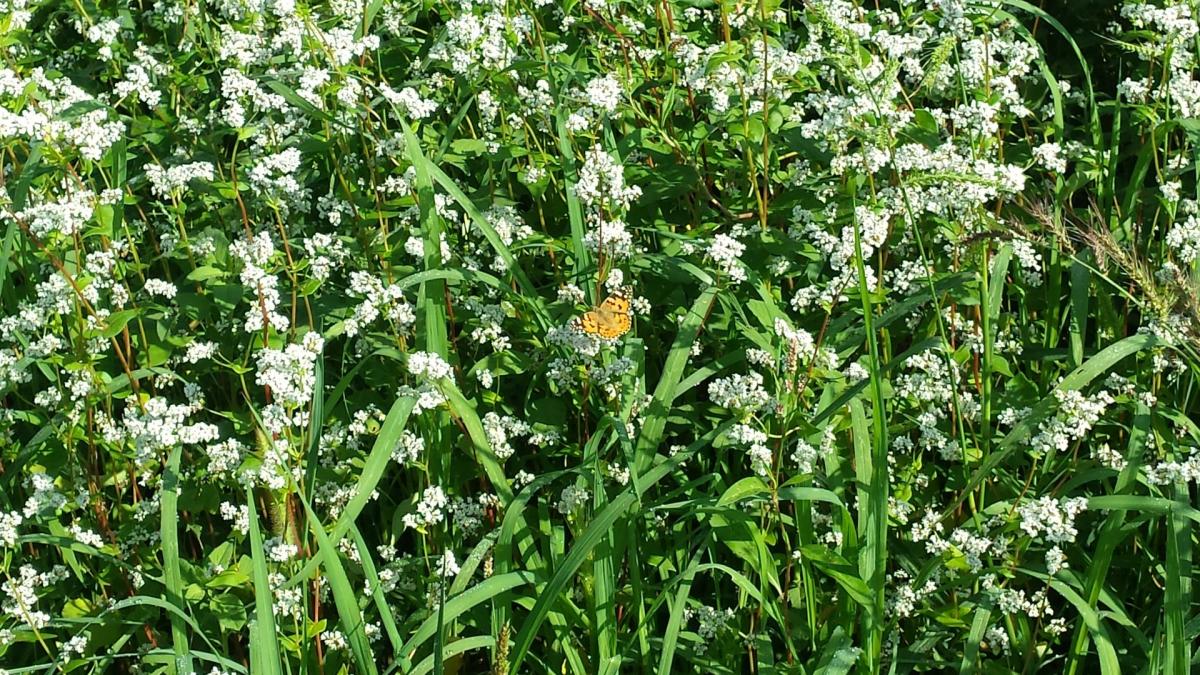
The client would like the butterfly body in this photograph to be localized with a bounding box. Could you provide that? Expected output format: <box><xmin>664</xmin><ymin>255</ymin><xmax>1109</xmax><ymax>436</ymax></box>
<box><xmin>580</xmin><ymin>290</ymin><xmax>632</xmax><ymax>339</ymax></box>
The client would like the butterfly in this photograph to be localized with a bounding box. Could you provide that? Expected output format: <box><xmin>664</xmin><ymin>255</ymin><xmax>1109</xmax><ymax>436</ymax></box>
<box><xmin>580</xmin><ymin>289</ymin><xmax>632</xmax><ymax>339</ymax></box>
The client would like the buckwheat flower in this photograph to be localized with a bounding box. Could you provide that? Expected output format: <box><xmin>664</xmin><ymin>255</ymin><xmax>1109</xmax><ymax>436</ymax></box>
<box><xmin>1033</xmin><ymin>142</ymin><xmax>1066</xmax><ymax>173</ymax></box>
<box><xmin>381</xmin><ymin>84</ymin><xmax>437</xmax><ymax>119</ymax></box>
<box><xmin>403</xmin><ymin>486</ymin><xmax>448</xmax><ymax>530</ymax></box>
<box><xmin>1117</xmin><ymin>77</ymin><xmax>1151</xmax><ymax>102</ymax></box>
<box><xmin>247</xmin><ymin>147</ymin><xmax>303</xmax><ymax>197</ymax></box>
<box><xmin>1145</xmin><ymin>449</ymin><xmax>1200</xmax><ymax>485</ymax></box>
<box><xmin>1029</xmin><ymin>388</ymin><xmax>1113</xmax><ymax>456</ymax></box>
<box><xmin>709</xmin><ymin>372</ymin><xmax>770</xmax><ymax>416</ymax></box>
<box><xmin>404</xmin><ymin>236</ymin><xmax>425</xmax><ymax>258</ymax></box>
<box><xmin>556</xmin><ymin>485</ymin><xmax>589</xmax><ymax>516</ymax></box>
<box><xmin>398</xmin><ymin>384</ymin><xmax>447</xmax><ymax>413</ymax></box>
<box><xmin>407</xmin><ymin>351</ymin><xmax>452</xmax><ymax>381</ymax></box>
<box><xmin>391</xmin><ymin>430</ymin><xmax>424</xmax><ymax>465</ymax></box>
<box><xmin>684</xmin><ymin>605</ymin><xmax>735</xmax><ymax>655</ymax></box>
<box><xmin>436</xmin><ymin>550</ymin><xmax>459</xmax><ymax>578</ymax></box>
<box><xmin>585</xmin><ymin>73</ymin><xmax>623</xmax><ymax>113</ymax></box>
<box><xmin>206</xmin><ymin>439</ymin><xmax>244</xmax><ymax>477</ymax></box>
<box><xmin>1017</xmin><ymin>495</ymin><xmax>1088</xmax><ymax>543</ymax></box>
<box><xmin>265</xmin><ymin>538</ymin><xmax>298</xmax><ymax>562</ymax></box>
<box><xmin>1045</xmin><ymin>545</ymin><xmax>1068</xmax><ymax>575</ymax></box>
<box><xmin>23</xmin><ymin>473</ymin><xmax>67</xmax><ymax>517</ymax></box>
<box><xmin>255</xmin><ymin>335</ymin><xmax>324</xmax><ymax>408</ymax></box>
<box><xmin>0</xmin><ymin>511</ymin><xmax>22</xmax><ymax>547</ymax></box>
<box><xmin>708</xmin><ymin>233</ymin><xmax>747</xmax><ymax>283</ymax></box>
<box><xmin>143</xmin><ymin>278</ymin><xmax>176</xmax><ymax>300</ymax></box>
<box><xmin>1166</xmin><ymin>213</ymin><xmax>1200</xmax><ymax>263</ymax></box>
<box><xmin>746</xmin><ymin>348</ymin><xmax>774</xmax><ymax>368</ymax></box>
<box><xmin>583</xmin><ymin>217</ymin><xmax>636</xmax><ymax>259</ymax></box>
<box><xmin>1162</xmin><ymin>180</ymin><xmax>1183</xmax><ymax>204</ymax></box>
<box><xmin>791</xmin><ymin>440</ymin><xmax>819</xmax><ymax>474</ymax></box>
<box><xmin>576</xmin><ymin>145</ymin><xmax>641</xmax><ymax>210</ymax></box>
<box><xmin>728</xmin><ymin>423</ymin><xmax>771</xmax><ymax>475</ymax></box>
<box><xmin>182</xmin><ymin>341</ymin><xmax>218</xmax><ymax>364</ymax></box>
<box><xmin>483</xmin><ymin>412</ymin><xmax>530</xmax><ymax>460</ymax></box>
<box><xmin>62</xmin><ymin>634</ymin><xmax>87</xmax><ymax>657</ymax></box>
<box><xmin>69</xmin><ymin>523</ymin><xmax>104</xmax><ymax>548</ymax></box>
<box><xmin>475</xmin><ymin>369</ymin><xmax>494</xmax><ymax>388</ymax></box>
<box><xmin>844</xmin><ymin>362</ymin><xmax>869</xmax><ymax>382</ymax></box>
<box><xmin>85</xmin><ymin>19</ymin><xmax>121</xmax><ymax>53</ymax></box>
<box><xmin>1091</xmin><ymin>442</ymin><xmax>1127</xmax><ymax>471</ymax></box>
<box><xmin>607</xmin><ymin>463</ymin><xmax>631</xmax><ymax>486</ymax></box>
<box><xmin>13</xmin><ymin>189</ymin><xmax>94</xmax><ymax>239</ymax></box>
<box><xmin>145</xmin><ymin>161</ymin><xmax>215</xmax><ymax>198</ymax></box>
<box><xmin>220</xmin><ymin>502</ymin><xmax>249</xmax><ymax>535</ymax></box>
<box><xmin>344</xmin><ymin>271</ymin><xmax>416</xmax><ymax>336</ymax></box>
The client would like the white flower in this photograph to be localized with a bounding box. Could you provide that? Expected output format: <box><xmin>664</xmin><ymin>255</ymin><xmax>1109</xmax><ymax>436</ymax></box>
<box><xmin>255</xmin><ymin>334</ymin><xmax>324</xmax><ymax>409</ymax></box>
<box><xmin>436</xmin><ymin>550</ymin><xmax>459</xmax><ymax>578</ymax></box>
<box><xmin>143</xmin><ymin>278</ymin><xmax>177</xmax><ymax>300</ymax></box>
<box><xmin>404</xmin><ymin>486</ymin><xmax>448</xmax><ymax>530</ymax></box>
<box><xmin>709</xmin><ymin>372</ymin><xmax>771</xmax><ymax>415</ymax></box>
<box><xmin>556</xmin><ymin>485</ymin><xmax>589</xmax><ymax>515</ymax></box>
<box><xmin>1017</xmin><ymin>496</ymin><xmax>1088</xmax><ymax>544</ymax></box>
<box><xmin>0</xmin><ymin>511</ymin><xmax>23</xmax><ymax>547</ymax></box>
<box><xmin>407</xmin><ymin>351</ymin><xmax>452</xmax><ymax>381</ymax></box>
<box><xmin>585</xmin><ymin>73</ymin><xmax>623</xmax><ymax>113</ymax></box>
<box><xmin>708</xmin><ymin>234</ymin><xmax>747</xmax><ymax>283</ymax></box>
<box><xmin>392</xmin><ymin>430</ymin><xmax>424</xmax><ymax>465</ymax></box>
<box><xmin>1033</xmin><ymin>142</ymin><xmax>1066</xmax><ymax>173</ymax></box>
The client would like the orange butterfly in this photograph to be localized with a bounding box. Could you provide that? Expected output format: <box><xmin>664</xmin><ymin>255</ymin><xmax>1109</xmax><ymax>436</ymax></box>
<box><xmin>580</xmin><ymin>289</ymin><xmax>632</xmax><ymax>339</ymax></box>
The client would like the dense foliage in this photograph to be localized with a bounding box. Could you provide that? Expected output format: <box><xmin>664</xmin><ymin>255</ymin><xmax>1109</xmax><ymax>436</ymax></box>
<box><xmin>2</xmin><ymin>0</ymin><xmax>1200</xmax><ymax>672</ymax></box>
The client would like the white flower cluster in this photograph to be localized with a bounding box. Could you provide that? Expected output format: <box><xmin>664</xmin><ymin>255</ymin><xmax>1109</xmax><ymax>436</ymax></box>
<box><xmin>255</xmin><ymin>332</ymin><xmax>324</xmax><ymax>408</ymax></box>
<box><xmin>381</xmin><ymin>84</ymin><xmax>438</xmax><ymax>119</ymax></box>
<box><xmin>1145</xmin><ymin>448</ymin><xmax>1200</xmax><ymax>485</ymax></box>
<box><xmin>2</xmin><ymin>564</ymin><xmax>69</xmax><ymax>630</ymax></box>
<box><xmin>407</xmin><ymin>351</ymin><xmax>452</xmax><ymax>381</ymax></box>
<box><xmin>728</xmin><ymin>423</ymin><xmax>772</xmax><ymax>476</ymax></box>
<box><xmin>1029</xmin><ymin>388</ymin><xmax>1114</xmax><ymax>456</ymax></box>
<box><xmin>22</xmin><ymin>473</ymin><xmax>67</xmax><ymax>517</ymax></box>
<box><xmin>556</xmin><ymin>485</ymin><xmax>589</xmax><ymax>516</ymax></box>
<box><xmin>585</xmin><ymin>73</ymin><xmax>623</xmax><ymax>114</ymax></box>
<box><xmin>428</xmin><ymin>6</ymin><xmax>531</xmax><ymax>74</ymax></box>
<box><xmin>1166</xmin><ymin>209</ymin><xmax>1200</xmax><ymax>264</ymax></box>
<box><xmin>404</xmin><ymin>486</ymin><xmax>448</xmax><ymax>530</ymax></box>
<box><xmin>7</xmin><ymin>188</ymin><xmax>94</xmax><ymax>239</ymax></box>
<box><xmin>887</xmin><ymin>569</ymin><xmax>938</xmax><ymax>619</ymax></box>
<box><xmin>108</xmin><ymin>397</ymin><xmax>220</xmax><ymax>478</ymax></box>
<box><xmin>0</xmin><ymin>511</ymin><xmax>22</xmax><ymax>547</ymax></box>
<box><xmin>983</xmin><ymin>573</ymin><xmax>1053</xmax><ymax>619</ymax></box>
<box><xmin>146</xmin><ymin>161</ymin><xmax>215</xmax><ymax>198</ymax></box>
<box><xmin>791</xmin><ymin>440</ymin><xmax>820</xmax><ymax>475</ymax></box>
<box><xmin>143</xmin><ymin>278</ymin><xmax>177</xmax><ymax>300</ymax></box>
<box><xmin>1017</xmin><ymin>496</ymin><xmax>1088</xmax><ymax>544</ymax></box>
<box><xmin>683</xmin><ymin>605</ymin><xmax>735</xmax><ymax>655</ymax></box>
<box><xmin>231</xmin><ymin>230</ymin><xmax>289</xmax><ymax>334</ymax></box>
<box><xmin>578</xmin><ymin>145</ymin><xmax>641</xmax><ymax>260</ymax></box>
<box><xmin>391</xmin><ymin>430</ymin><xmax>425</xmax><ymax>465</ymax></box>
<box><xmin>345</xmin><ymin>272</ymin><xmax>416</xmax><ymax>337</ymax></box>
<box><xmin>207</xmin><ymin>439</ymin><xmax>245</xmax><ymax>477</ymax></box>
<box><xmin>482</xmin><ymin>412</ymin><xmax>530</xmax><ymax>461</ymax></box>
<box><xmin>435</xmin><ymin>550</ymin><xmax>460</xmax><ymax>578</ymax></box>
<box><xmin>707</xmin><ymin>234</ymin><xmax>747</xmax><ymax>284</ymax></box>
<box><xmin>708</xmin><ymin>372</ymin><xmax>771</xmax><ymax>416</ymax></box>
<box><xmin>910</xmin><ymin>510</ymin><xmax>1000</xmax><ymax>572</ymax></box>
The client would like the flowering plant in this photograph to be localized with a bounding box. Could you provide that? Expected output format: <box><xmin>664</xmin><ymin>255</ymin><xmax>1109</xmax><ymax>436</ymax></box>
<box><xmin>2</xmin><ymin>0</ymin><xmax>1199</xmax><ymax>672</ymax></box>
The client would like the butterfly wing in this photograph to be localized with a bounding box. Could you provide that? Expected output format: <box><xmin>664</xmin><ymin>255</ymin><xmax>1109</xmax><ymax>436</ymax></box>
<box><xmin>595</xmin><ymin>292</ymin><xmax>632</xmax><ymax>339</ymax></box>
<box><xmin>580</xmin><ymin>309</ymin><xmax>602</xmax><ymax>335</ymax></box>
<box><xmin>580</xmin><ymin>291</ymin><xmax>632</xmax><ymax>339</ymax></box>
